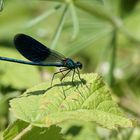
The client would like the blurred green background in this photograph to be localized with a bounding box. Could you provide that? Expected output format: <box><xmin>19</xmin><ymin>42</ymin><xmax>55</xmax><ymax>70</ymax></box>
<box><xmin>0</xmin><ymin>0</ymin><xmax>140</xmax><ymax>139</ymax></box>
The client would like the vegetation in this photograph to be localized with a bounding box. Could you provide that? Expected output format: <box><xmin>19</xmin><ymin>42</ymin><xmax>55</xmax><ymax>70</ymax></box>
<box><xmin>0</xmin><ymin>0</ymin><xmax>140</xmax><ymax>139</ymax></box>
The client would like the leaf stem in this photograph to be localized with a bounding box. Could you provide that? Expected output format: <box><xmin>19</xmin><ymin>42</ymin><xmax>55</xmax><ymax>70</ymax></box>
<box><xmin>0</xmin><ymin>0</ymin><xmax>3</xmax><ymax>12</ymax></box>
<box><xmin>13</xmin><ymin>124</ymin><xmax>33</xmax><ymax>140</ymax></box>
<box><xmin>69</xmin><ymin>1</ymin><xmax>79</xmax><ymax>40</ymax></box>
<box><xmin>108</xmin><ymin>30</ymin><xmax>117</xmax><ymax>86</ymax></box>
<box><xmin>51</xmin><ymin>4</ymin><xmax>69</xmax><ymax>49</ymax></box>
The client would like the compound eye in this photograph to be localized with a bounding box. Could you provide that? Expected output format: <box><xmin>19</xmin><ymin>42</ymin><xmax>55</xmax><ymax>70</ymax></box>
<box><xmin>79</xmin><ymin>63</ymin><xmax>82</xmax><ymax>69</ymax></box>
<box><xmin>77</xmin><ymin>62</ymin><xmax>82</xmax><ymax>69</ymax></box>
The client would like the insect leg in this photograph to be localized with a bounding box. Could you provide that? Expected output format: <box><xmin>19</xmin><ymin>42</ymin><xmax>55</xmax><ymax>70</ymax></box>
<box><xmin>60</xmin><ymin>69</ymin><xmax>71</xmax><ymax>82</ymax></box>
<box><xmin>60</xmin><ymin>69</ymin><xmax>71</xmax><ymax>99</ymax></box>
<box><xmin>72</xmin><ymin>69</ymin><xmax>75</xmax><ymax>85</ymax></box>
<box><xmin>76</xmin><ymin>68</ymin><xmax>82</xmax><ymax>81</ymax></box>
<box><xmin>51</xmin><ymin>71</ymin><xmax>61</xmax><ymax>87</ymax></box>
<box><xmin>51</xmin><ymin>68</ymin><xmax>68</xmax><ymax>86</ymax></box>
<box><xmin>60</xmin><ymin>68</ymin><xmax>67</xmax><ymax>76</ymax></box>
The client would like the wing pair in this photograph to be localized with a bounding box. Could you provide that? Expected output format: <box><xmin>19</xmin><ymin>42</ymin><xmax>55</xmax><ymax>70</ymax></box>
<box><xmin>14</xmin><ymin>34</ymin><xmax>65</xmax><ymax>65</ymax></box>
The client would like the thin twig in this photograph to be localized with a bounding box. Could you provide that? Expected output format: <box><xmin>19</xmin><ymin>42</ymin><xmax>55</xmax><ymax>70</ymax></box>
<box><xmin>13</xmin><ymin>124</ymin><xmax>33</xmax><ymax>140</ymax></box>
<box><xmin>51</xmin><ymin>3</ymin><xmax>69</xmax><ymax>49</ymax></box>
<box><xmin>0</xmin><ymin>0</ymin><xmax>3</xmax><ymax>11</ymax></box>
<box><xmin>108</xmin><ymin>30</ymin><xmax>117</xmax><ymax>86</ymax></box>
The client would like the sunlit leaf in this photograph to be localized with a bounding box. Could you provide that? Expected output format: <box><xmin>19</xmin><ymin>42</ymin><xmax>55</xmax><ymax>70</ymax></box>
<box><xmin>10</xmin><ymin>73</ymin><xmax>136</xmax><ymax>129</ymax></box>
<box><xmin>0</xmin><ymin>47</ymin><xmax>41</xmax><ymax>89</ymax></box>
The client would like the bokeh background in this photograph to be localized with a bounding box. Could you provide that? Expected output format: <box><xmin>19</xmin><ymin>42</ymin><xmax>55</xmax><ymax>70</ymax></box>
<box><xmin>0</xmin><ymin>0</ymin><xmax>140</xmax><ymax>139</ymax></box>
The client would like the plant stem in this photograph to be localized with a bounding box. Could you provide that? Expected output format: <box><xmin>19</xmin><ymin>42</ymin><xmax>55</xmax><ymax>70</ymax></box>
<box><xmin>51</xmin><ymin>4</ymin><xmax>69</xmax><ymax>49</ymax></box>
<box><xmin>108</xmin><ymin>30</ymin><xmax>117</xmax><ymax>86</ymax></box>
<box><xmin>13</xmin><ymin>124</ymin><xmax>33</xmax><ymax>140</ymax></box>
<box><xmin>0</xmin><ymin>0</ymin><xmax>3</xmax><ymax>11</ymax></box>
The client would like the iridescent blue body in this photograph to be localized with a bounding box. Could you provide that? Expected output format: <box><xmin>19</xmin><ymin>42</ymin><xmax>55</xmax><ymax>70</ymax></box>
<box><xmin>63</xmin><ymin>58</ymin><xmax>82</xmax><ymax>69</ymax></box>
<box><xmin>0</xmin><ymin>56</ymin><xmax>82</xmax><ymax>69</ymax></box>
<box><xmin>0</xmin><ymin>34</ymin><xmax>82</xmax><ymax>85</ymax></box>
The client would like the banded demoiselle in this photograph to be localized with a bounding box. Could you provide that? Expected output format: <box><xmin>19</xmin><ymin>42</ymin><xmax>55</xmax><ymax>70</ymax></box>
<box><xmin>0</xmin><ymin>34</ymin><xmax>82</xmax><ymax>86</ymax></box>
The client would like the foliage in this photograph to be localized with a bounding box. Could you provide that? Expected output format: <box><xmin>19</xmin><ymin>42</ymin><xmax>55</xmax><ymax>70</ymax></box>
<box><xmin>3</xmin><ymin>120</ymin><xmax>63</xmax><ymax>140</ymax></box>
<box><xmin>0</xmin><ymin>0</ymin><xmax>140</xmax><ymax>139</ymax></box>
<box><xmin>5</xmin><ymin>73</ymin><xmax>136</xmax><ymax>139</ymax></box>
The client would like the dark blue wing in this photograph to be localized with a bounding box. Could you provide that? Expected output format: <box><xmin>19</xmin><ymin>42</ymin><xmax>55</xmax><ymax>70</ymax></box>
<box><xmin>14</xmin><ymin>34</ymin><xmax>65</xmax><ymax>64</ymax></box>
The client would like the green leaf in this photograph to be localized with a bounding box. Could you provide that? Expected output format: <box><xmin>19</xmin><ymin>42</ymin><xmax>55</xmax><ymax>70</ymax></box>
<box><xmin>0</xmin><ymin>0</ymin><xmax>32</xmax><ymax>38</ymax></box>
<box><xmin>10</xmin><ymin>73</ymin><xmax>136</xmax><ymax>129</ymax></box>
<box><xmin>3</xmin><ymin>120</ymin><xmax>64</xmax><ymax>140</ymax></box>
<box><xmin>3</xmin><ymin>120</ymin><xmax>29</xmax><ymax>140</ymax></box>
<box><xmin>74</xmin><ymin>0</ymin><xmax>118</xmax><ymax>26</ymax></box>
<box><xmin>54</xmin><ymin>3</ymin><xmax>113</xmax><ymax>56</ymax></box>
<box><xmin>0</xmin><ymin>0</ymin><xmax>4</xmax><ymax>12</ymax></box>
<box><xmin>0</xmin><ymin>47</ymin><xmax>41</xmax><ymax>89</ymax></box>
<box><xmin>61</xmin><ymin>120</ymin><xmax>100</xmax><ymax>140</ymax></box>
<box><xmin>63</xmin><ymin>24</ymin><xmax>112</xmax><ymax>56</ymax></box>
<box><xmin>0</xmin><ymin>91</ymin><xmax>19</xmax><ymax>115</ymax></box>
<box><xmin>73</xmin><ymin>0</ymin><xmax>140</xmax><ymax>44</ymax></box>
<box><xmin>26</xmin><ymin>5</ymin><xmax>62</xmax><ymax>28</ymax></box>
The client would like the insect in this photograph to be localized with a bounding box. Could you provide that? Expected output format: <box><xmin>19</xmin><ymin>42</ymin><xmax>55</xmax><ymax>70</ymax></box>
<box><xmin>0</xmin><ymin>34</ymin><xmax>83</xmax><ymax>86</ymax></box>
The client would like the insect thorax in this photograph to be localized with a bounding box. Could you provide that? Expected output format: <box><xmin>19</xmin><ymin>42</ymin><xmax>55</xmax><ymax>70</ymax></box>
<box><xmin>63</xmin><ymin>58</ymin><xmax>76</xmax><ymax>69</ymax></box>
